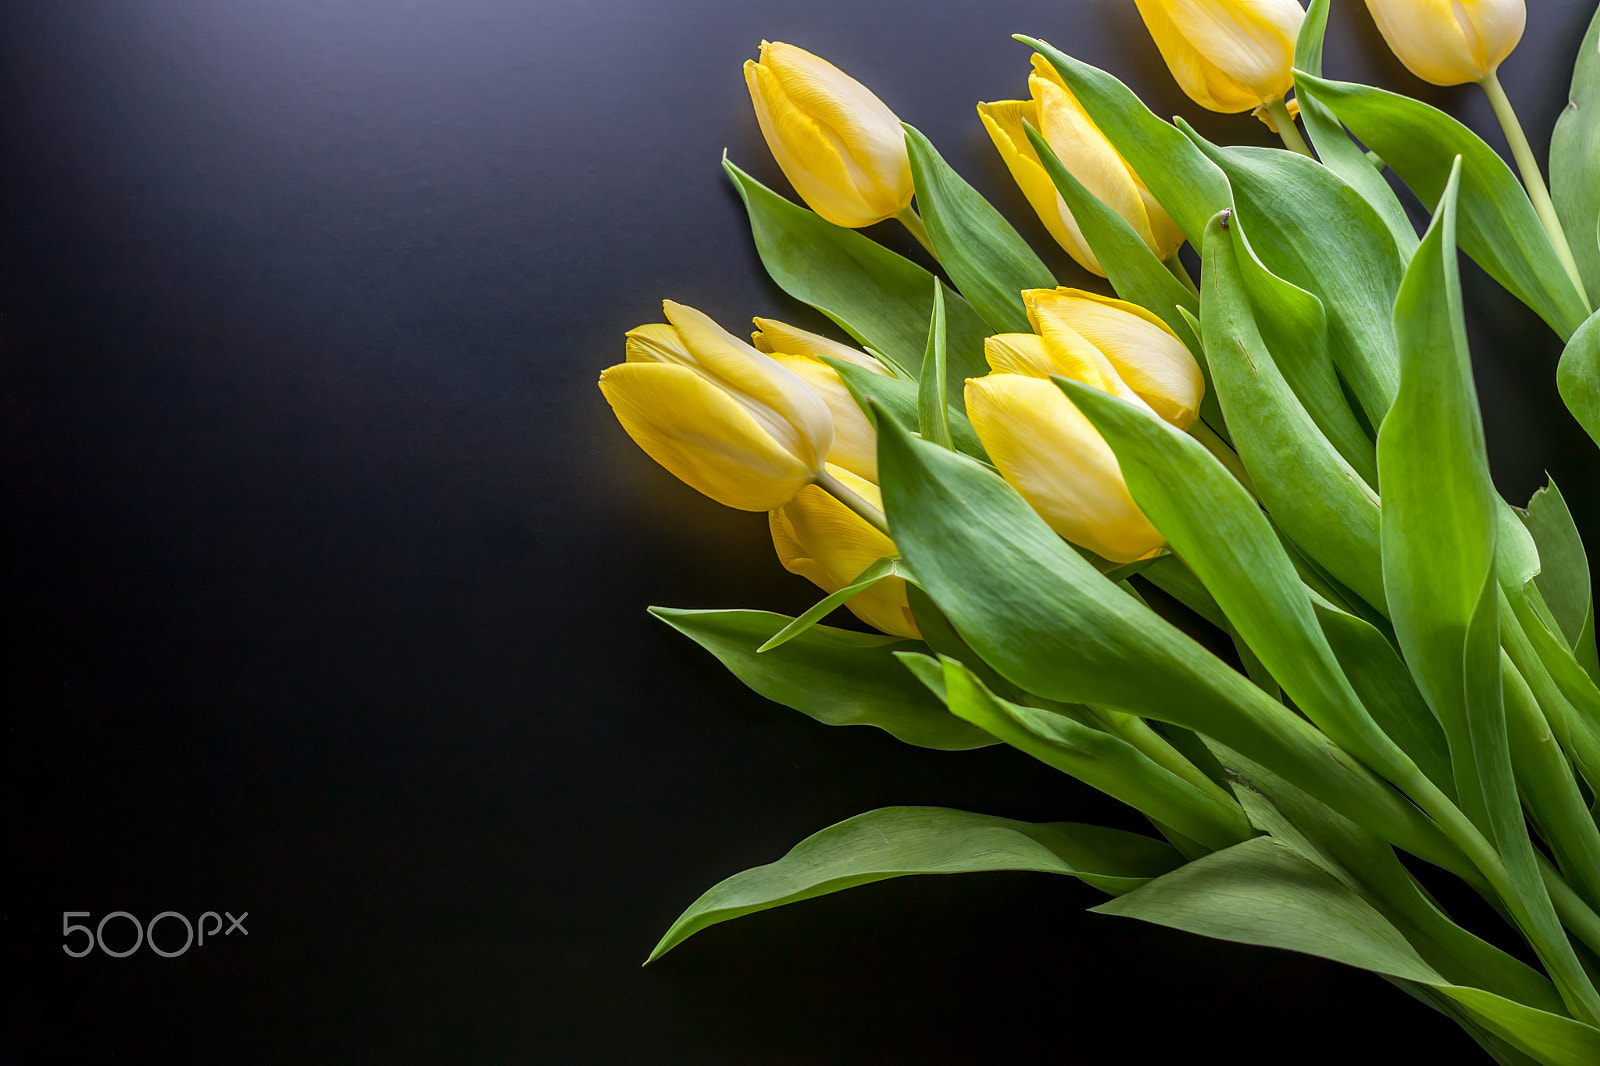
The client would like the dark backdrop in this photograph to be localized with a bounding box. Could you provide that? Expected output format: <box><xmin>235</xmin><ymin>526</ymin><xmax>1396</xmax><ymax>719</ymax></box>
<box><xmin>4</xmin><ymin>1</ymin><xmax>1596</xmax><ymax>1062</ymax></box>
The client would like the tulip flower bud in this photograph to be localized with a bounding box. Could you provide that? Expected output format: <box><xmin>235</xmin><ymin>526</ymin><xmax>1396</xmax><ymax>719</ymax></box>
<box><xmin>966</xmin><ymin>375</ymin><xmax>1166</xmax><ymax>563</ymax></box>
<box><xmin>600</xmin><ymin>301</ymin><xmax>834</xmax><ymax>511</ymax></box>
<box><xmin>978</xmin><ymin>56</ymin><xmax>1184</xmax><ymax>275</ymax></box>
<box><xmin>1133</xmin><ymin>0</ymin><xmax>1306</xmax><ymax>113</ymax></box>
<box><xmin>1362</xmin><ymin>0</ymin><xmax>1524</xmax><ymax>86</ymax></box>
<box><xmin>752</xmin><ymin>319</ymin><xmax>888</xmax><ymax>482</ymax></box>
<box><xmin>744</xmin><ymin>41</ymin><xmax>915</xmax><ymax>229</ymax></box>
<box><xmin>770</xmin><ymin>465</ymin><xmax>919</xmax><ymax>638</ymax></box>
<box><xmin>1021</xmin><ymin>288</ymin><xmax>1205</xmax><ymax>428</ymax></box>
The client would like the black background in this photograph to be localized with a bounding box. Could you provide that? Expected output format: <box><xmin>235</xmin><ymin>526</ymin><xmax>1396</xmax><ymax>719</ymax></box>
<box><xmin>4</xmin><ymin>1</ymin><xmax>1598</xmax><ymax>1062</ymax></box>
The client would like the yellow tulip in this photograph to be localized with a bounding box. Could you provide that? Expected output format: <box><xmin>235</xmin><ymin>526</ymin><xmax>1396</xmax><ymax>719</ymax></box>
<box><xmin>1133</xmin><ymin>0</ymin><xmax>1306</xmax><ymax>113</ymax></box>
<box><xmin>752</xmin><ymin>319</ymin><xmax>889</xmax><ymax>482</ymax></box>
<box><xmin>744</xmin><ymin>41</ymin><xmax>915</xmax><ymax>229</ymax></box>
<box><xmin>1362</xmin><ymin>0</ymin><xmax>1524</xmax><ymax>86</ymax></box>
<box><xmin>1019</xmin><ymin>288</ymin><xmax>1205</xmax><ymax>428</ymax></box>
<box><xmin>978</xmin><ymin>55</ymin><xmax>1184</xmax><ymax>274</ymax></box>
<box><xmin>966</xmin><ymin>375</ymin><xmax>1166</xmax><ymax>563</ymax></box>
<box><xmin>599</xmin><ymin>300</ymin><xmax>834</xmax><ymax>511</ymax></box>
<box><xmin>770</xmin><ymin>465</ymin><xmax>919</xmax><ymax>638</ymax></box>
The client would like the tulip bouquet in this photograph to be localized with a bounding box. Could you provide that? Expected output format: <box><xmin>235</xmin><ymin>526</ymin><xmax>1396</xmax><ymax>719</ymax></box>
<box><xmin>602</xmin><ymin>0</ymin><xmax>1600</xmax><ymax>1059</ymax></box>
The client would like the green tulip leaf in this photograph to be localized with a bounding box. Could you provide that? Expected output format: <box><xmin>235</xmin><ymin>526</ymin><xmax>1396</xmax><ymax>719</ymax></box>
<box><xmin>871</xmin><ymin>402</ymin><xmax>1463</xmax><ymax>874</ymax></box>
<box><xmin>647</xmin><ymin>806</ymin><xmax>1183</xmax><ymax>961</ymax></box>
<box><xmin>1018</xmin><ymin>37</ymin><xmax>1231</xmax><ymax>245</ymax></box>
<box><xmin>1292</xmin><ymin>0</ymin><xmax>1417</xmax><ymax>259</ymax></box>
<box><xmin>1558</xmin><ymin>308</ymin><xmax>1600</xmax><ymax>449</ymax></box>
<box><xmin>1095</xmin><ymin>836</ymin><xmax>1600</xmax><ymax>1065</ymax></box>
<box><xmin>917</xmin><ymin>280</ymin><xmax>953</xmax><ymax>449</ymax></box>
<box><xmin>724</xmin><ymin>156</ymin><xmax>990</xmax><ymax>396</ymax></box>
<box><xmin>756</xmin><ymin>557</ymin><xmax>903</xmax><ymax>653</ymax></box>
<box><xmin>1295</xmin><ymin>72</ymin><xmax>1591</xmax><ymax>340</ymax></box>
<box><xmin>1523</xmin><ymin>478</ymin><xmax>1594</xmax><ymax>651</ymax></box>
<box><xmin>902</xmin><ymin>124</ymin><xmax>1055</xmax><ymax>334</ymax></box>
<box><xmin>1551</xmin><ymin>3</ymin><xmax>1600</xmax><ymax>302</ymax></box>
<box><xmin>822</xmin><ymin>355</ymin><xmax>989</xmax><ymax>463</ymax></box>
<box><xmin>1197</xmin><ymin>210</ymin><xmax>1385</xmax><ymax>611</ymax></box>
<box><xmin>1179</xmin><ymin>126</ymin><xmax>1403</xmax><ymax>427</ymax></box>
<box><xmin>650</xmin><ymin>607</ymin><xmax>993</xmax><ymax>751</ymax></box>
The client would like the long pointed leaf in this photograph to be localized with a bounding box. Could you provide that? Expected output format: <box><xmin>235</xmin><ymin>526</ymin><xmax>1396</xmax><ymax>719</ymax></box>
<box><xmin>916</xmin><ymin>281</ymin><xmax>952</xmax><ymax>449</ymax></box>
<box><xmin>1557</xmin><ymin>308</ymin><xmax>1600</xmax><ymax>448</ymax></box>
<box><xmin>1551</xmin><ymin>4</ymin><xmax>1600</xmax><ymax>301</ymax></box>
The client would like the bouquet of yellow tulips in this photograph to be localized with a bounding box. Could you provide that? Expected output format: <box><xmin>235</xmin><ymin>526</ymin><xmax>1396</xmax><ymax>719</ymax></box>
<box><xmin>602</xmin><ymin>1</ymin><xmax>1600</xmax><ymax>1059</ymax></box>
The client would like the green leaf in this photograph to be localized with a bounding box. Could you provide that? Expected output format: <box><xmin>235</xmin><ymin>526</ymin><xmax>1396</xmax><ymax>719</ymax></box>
<box><xmin>822</xmin><ymin>355</ymin><xmax>989</xmax><ymax>463</ymax></box>
<box><xmin>724</xmin><ymin>157</ymin><xmax>990</xmax><ymax>392</ymax></box>
<box><xmin>650</xmin><ymin>608</ymin><xmax>993</xmax><ymax>751</ymax></box>
<box><xmin>1179</xmin><ymin>127</ymin><xmax>1404</xmax><ymax>428</ymax></box>
<box><xmin>757</xmin><ymin>557</ymin><xmax>901</xmax><ymax>652</ymax></box>
<box><xmin>1557</xmin><ymin>308</ymin><xmax>1600</xmax><ymax>449</ymax></box>
<box><xmin>647</xmin><ymin>806</ymin><xmax>1183</xmax><ymax>961</ymax></box>
<box><xmin>916</xmin><ymin>281</ymin><xmax>952</xmax><ymax>449</ymax></box>
<box><xmin>1524</xmin><ymin>479</ymin><xmax>1594</xmax><ymax>650</ymax></box>
<box><xmin>1551</xmin><ymin>4</ymin><xmax>1600</xmax><ymax>302</ymax></box>
<box><xmin>1095</xmin><ymin>836</ymin><xmax>1600</xmax><ymax>1065</ymax></box>
<box><xmin>1018</xmin><ymin>37</ymin><xmax>1230</xmax><ymax>245</ymax></box>
<box><xmin>1295</xmin><ymin>72</ymin><xmax>1591</xmax><ymax>340</ymax></box>
<box><xmin>1197</xmin><ymin>210</ymin><xmax>1385</xmax><ymax>611</ymax></box>
<box><xmin>1291</xmin><ymin>0</ymin><xmax>1418</xmax><ymax>259</ymax></box>
<box><xmin>902</xmin><ymin>124</ymin><xmax>1055</xmax><ymax>334</ymax></box>
<box><xmin>871</xmin><ymin>402</ymin><xmax>1467</xmax><ymax>875</ymax></box>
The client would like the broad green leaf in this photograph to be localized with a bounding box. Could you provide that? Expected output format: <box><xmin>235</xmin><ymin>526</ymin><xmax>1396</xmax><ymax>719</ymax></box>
<box><xmin>926</xmin><ymin>656</ymin><xmax>1252</xmax><ymax>851</ymax></box>
<box><xmin>1197</xmin><ymin>210</ymin><xmax>1385</xmax><ymax>611</ymax></box>
<box><xmin>1557</xmin><ymin>308</ymin><xmax>1600</xmax><ymax>449</ymax></box>
<box><xmin>1019</xmin><ymin>37</ymin><xmax>1231</xmax><ymax>245</ymax></box>
<box><xmin>1551</xmin><ymin>4</ymin><xmax>1600</xmax><ymax>302</ymax></box>
<box><xmin>650</xmin><ymin>608</ymin><xmax>992</xmax><ymax>751</ymax></box>
<box><xmin>1295</xmin><ymin>72</ymin><xmax>1591</xmax><ymax>340</ymax></box>
<box><xmin>1180</xmin><ymin>128</ymin><xmax>1404</xmax><ymax>427</ymax></box>
<box><xmin>1061</xmin><ymin>376</ymin><xmax>1414</xmax><ymax>788</ymax></box>
<box><xmin>1291</xmin><ymin>0</ymin><xmax>1417</xmax><ymax>259</ymax></box>
<box><xmin>871</xmin><ymin>403</ymin><xmax>1467</xmax><ymax>875</ymax></box>
<box><xmin>757</xmin><ymin>557</ymin><xmax>900</xmax><ymax>652</ymax></box>
<box><xmin>1095</xmin><ymin>836</ymin><xmax>1600</xmax><ymax>1064</ymax></box>
<box><xmin>724</xmin><ymin>157</ymin><xmax>990</xmax><ymax>392</ymax></box>
<box><xmin>822</xmin><ymin>356</ymin><xmax>989</xmax><ymax>463</ymax></box>
<box><xmin>1524</xmin><ymin>479</ymin><xmax>1593</xmax><ymax>650</ymax></box>
<box><xmin>903</xmin><ymin>124</ymin><xmax>1054</xmax><ymax>334</ymax></box>
<box><xmin>916</xmin><ymin>281</ymin><xmax>952</xmax><ymax>449</ymax></box>
<box><xmin>647</xmin><ymin>806</ymin><xmax>1182</xmax><ymax>960</ymax></box>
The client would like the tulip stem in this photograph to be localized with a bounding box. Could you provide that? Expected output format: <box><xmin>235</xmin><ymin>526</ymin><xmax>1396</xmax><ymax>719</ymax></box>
<box><xmin>896</xmin><ymin>206</ymin><xmax>938</xmax><ymax>259</ymax></box>
<box><xmin>1480</xmin><ymin>71</ymin><xmax>1591</xmax><ymax>309</ymax></box>
<box><xmin>1162</xmin><ymin>253</ymin><xmax>1200</xmax><ymax>299</ymax></box>
<box><xmin>817</xmin><ymin>469</ymin><xmax>892</xmax><ymax>537</ymax></box>
<box><xmin>1264</xmin><ymin>97</ymin><xmax>1313</xmax><ymax>159</ymax></box>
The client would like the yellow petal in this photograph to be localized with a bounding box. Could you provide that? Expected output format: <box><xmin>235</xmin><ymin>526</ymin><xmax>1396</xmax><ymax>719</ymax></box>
<box><xmin>624</xmin><ymin>322</ymin><xmax>693</xmax><ymax>364</ymax></box>
<box><xmin>771</xmin><ymin>467</ymin><xmax>918</xmax><ymax>637</ymax></box>
<box><xmin>751</xmin><ymin>318</ymin><xmax>889</xmax><ymax>375</ymax></box>
<box><xmin>767</xmin><ymin>352</ymin><xmax>879</xmax><ymax>481</ymax></box>
<box><xmin>965</xmin><ymin>375</ymin><xmax>1165</xmax><ymax>563</ymax></box>
<box><xmin>600</xmin><ymin>362</ymin><xmax>816</xmax><ymax>511</ymax></box>
<box><xmin>745</xmin><ymin>42</ymin><xmax>912</xmax><ymax>227</ymax></box>
<box><xmin>1022</xmin><ymin>289</ymin><xmax>1154</xmax><ymax>413</ymax></box>
<box><xmin>1043</xmin><ymin>290</ymin><xmax>1205</xmax><ymax>428</ymax></box>
<box><xmin>1134</xmin><ymin>0</ymin><xmax>1285</xmax><ymax>112</ymax></box>
<box><xmin>1364</xmin><ymin>0</ymin><xmax>1523</xmax><ymax>85</ymax></box>
<box><xmin>661</xmin><ymin>301</ymin><xmax>834</xmax><ymax>472</ymax></box>
<box><xmin>976</xmin><ymin>98</ymin><xmax>1104</xmax><ymax>274</ymax></box>
<box><xmin>984</xmin><ymin>333</ymin><xmax>1055</xmax><ymax>377</ymax></box>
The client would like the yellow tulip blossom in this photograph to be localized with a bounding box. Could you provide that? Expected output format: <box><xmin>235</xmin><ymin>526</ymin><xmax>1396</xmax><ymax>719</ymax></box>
<box><xmin>752</xmin><ymin>319</ymin><xmax>889</xmax><ymax>482</ymax></box>
<box><xmin>1362</xmin><ymin>0</ymin><xmax>1524</xmax><ymax>85</ymax></box>
<box><xmin>770</xmin><ymin>465</ymin><xmax>919</xmax><ymax>638</ymax></box>
<box><xmin>599</xmin><ymin>301</ymin><xmax>834</xmax><ymax>511</ymax></box>
<box><xmin>1020</xmin><ymin>288</ymin><xmax>1205</xmax><ymax>428</ymax></box>
<box><xmin>1133</xmin><ymin>0</ymin><xmax>1306</xmax><ymax>113</ymax></box>
<box><xmin>744</xmin><ymin>41</ymin><xmax>915</xmax><ymax>229</ymax></box>
<box><xmin>978</xmin><ymin>55</ymin><xmax>1184</xmax><ymax>275</ymax></box>
<box><xmin>966</xmin><ymin>375</ymin><xmax>1166</xmax><ymax>563</ymax></box>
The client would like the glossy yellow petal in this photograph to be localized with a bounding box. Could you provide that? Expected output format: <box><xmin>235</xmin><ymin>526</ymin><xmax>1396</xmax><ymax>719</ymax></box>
<box><xmin>745</xmin><ymin>42</ymin><xmax>913</xmax><ymax>227</ymax></box>
<box><xmin>751</xmin><ymin>318</ymin><xmax>889</xmax><ymax>375</ymax></box>
<box><xmin>1044</xmin><ymin>290</ymin><xmax>1205</xmax><ymax>428</ymax></box>
<box><xmin>624</xmin><ymin>322</ymin><xmax>693</xmax><ymax>364</ymax></box>
<box><xmin>984</xmin><ymin>332</ymin><xmax>1055</xmax><ymax>377</ymax></box>
<box><xmin>770</xmin><ymin>467</ymin><xmax>918</xmax><ymax>637</ymax></box>
<box><xmin>965</xmin><ymin>375</ymin><xmax>1165</xmax><ymax>563</ymax></box>
<box><xmin>976</xmin><ymin>98</ymin><xmax>1103</xmax><ymax>274</ymax></box>
<box><xmin>1364</xmin><ymin>0</ymin><xmax>1523</xmax><ymax>85</ymax></box>
<box><xmin>1134</xmin><ymin>0</ymin><xmax>1302</xmax><ymax>112</ymax></box>
<box><xmin>600</xmin><ymin>362</ymin><xmax>815</xmax><ymax>511</ymax></box>
<box><xmin>767</xmin><ymin>352</ymin><xmax>879</xmax><ymax>481</ymax></box>
<box><xmin>1022</xmin><ymin>289</ymin><xmax>1153</xmax><ymax>413</ymax></box>
<box><xmin>661</xmin><ymin>300</ymin><xmax>834</xmax><ymax>472</ymax></box>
